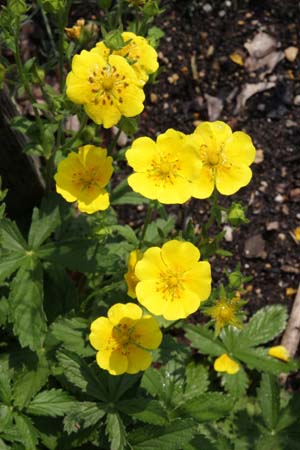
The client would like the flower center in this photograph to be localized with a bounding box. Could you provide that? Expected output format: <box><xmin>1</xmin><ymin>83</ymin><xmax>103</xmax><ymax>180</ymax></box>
<box><xmin>149</xmin><ymin>156</ymin><xmax>180</xmax><ymax>185</ymax></box>
<box><xmin>157</xmin><ymin>270</ymin><xmax>184</xmax><ymax>301</ymax></box>
<box><xmin>102</xmin><ymin>76</ymin><xmax>114</xmax><ymax>91</ymax></box>
<box><xmin>72</xmin><ymin>166</ymin><xmax>101</xmax><ymax>191</ymax></box>
<box><xmin>207</xmin><ymin>149</ymin><xmax>220</xmax><ymax>166</ymax></box>
<box><xmin>109</xmin><ymin>320</ymin><xmax>140</xmax><ymax>355</ymax></box>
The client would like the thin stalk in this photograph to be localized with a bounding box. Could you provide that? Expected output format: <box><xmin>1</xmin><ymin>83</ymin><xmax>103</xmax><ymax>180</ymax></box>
<box><xmin>108</xmin><ymin>127</ymin><xmax>122</xmax><ymax>154</ymax></box>
<box><xmin>36</xmin><ymin>0</ymin><xmax>58</xmax><ymax>57</ymax></box>
<box><xmin>139</xmin><ymin>202</ymin><xmax>154</xmax><ymax>247</ymax></box>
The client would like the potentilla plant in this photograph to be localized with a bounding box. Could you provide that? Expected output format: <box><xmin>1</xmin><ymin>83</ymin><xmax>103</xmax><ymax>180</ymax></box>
<box><xmin>0</xmin><ymin>1</ymin><xmax>299</xmax><ymax>450</ymax></box>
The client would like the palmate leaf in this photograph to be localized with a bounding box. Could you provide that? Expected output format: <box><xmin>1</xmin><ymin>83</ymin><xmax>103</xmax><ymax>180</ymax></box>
<box><xmin>0</xmin><ymin>364</ymin><xmax>12</xmax><ymax>404</ymax></box>
<box><xmin>27</xmin><ymin>206</ymin><xmax>60</xmax><ymax>250</ymax></box>
<box><xmin>118</xmin><ymin>398</ymin><xmax>169</xmax><ymax>425</ymax></box>
<box><xmin>49</xmin><ymin>316</ymin><xmax>94</xmax><ymax>357</ymax></box>
<box><xmin>56</xmin><ymin>349</ymin><xmax>108</xmax><ymax>402</ymax></box>
<box><xmin>239</xmin><ymin>305</ymin><xmax>287</xmax><ymax>347</ymax></box>
<box><xmin>184</xmin><ymin>324</ymin><xmax>226</xmax><ymax>356</ymax></box>
<box><xmin>184</xmin><ymin>362</ymin><xmax>209</xmax><ymax>399</ymax></box>
<box><xmin>0</xmin><ymin>405</ymin><xmax>13</xmax><ymax>433</ymax></box>
<box><xmin>0</xmin><ymin>253</ymin><xmax>27</xmax><ymax>283</ymax></box>
<box><xmin>222</xmin><ymin>366</ymin><xmax>249</xmax><ymax>398</ymax></box>
<box><xmin>27</xmin><ymin>389</ymin><xmax>76</xmax><ymax>417</ymax></box>
<box><xmin>63</xmin><ymin>401</ymin><xmax>106</xmax><ymax>434</ymax></box>
<box><xmin>234</xmin><ymin>347</ymin><xmax>296</xmax><ymax>375</ymax></box>
<box><xmin>9</xmin><ymin>260</ymin><xmax>47</xmax><ymax>351</ymax></box>
<box><xmin>0</xmin><ymin>219</ymin><xmax>27</xmax><ymax>253</ymax></box>
<box><xmin>257</xmin><ymin>373</ymin><xmax>280</xmax><ymax>430</ymax></box>
<box><xmin>182</xmin><ymin>392</ymin><xmax>234</xmax><ymax>422</ymax></box>
<box><xmin>106</xmin><ymin>413</ymin><xmax>127</xmax><ymax>450</ymax></box>
<box><xmin>128</xmin><ymin>419</ymin><xmax>195</xmax><ymax>450</ymax></box>
<box><xmin>13</xmin><ymin>355</ymin><xmax>49</xmax><ymax>409</ymax></box>
<box><xmin>14</xmin><ymin>413</ymin><xmax>38</xmax><ymax>450</ymax></box>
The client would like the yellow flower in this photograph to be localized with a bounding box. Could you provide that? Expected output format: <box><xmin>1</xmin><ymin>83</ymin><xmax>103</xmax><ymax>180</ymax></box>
<box><xmin>206</xmin><ymin>298</ymin><xmax>242</xmax><ymax>335</ymax></box>
<box><xmin>89</xmin><ymin>303</ymin><xmax>162</xmax><ymax>375</ymax></box>
<box><xmin>126</xmin><ymin>129</ymin><xmax>202</xmax><ymax>204</ymax></box>
<box><xmin>190</xmin><ymin>121</ymin><xmax>256</xmax><ymax>198</ymax></box>
<box><xmin>93</xmin><ymin>31</ymin><xmax>158</xmax><ymax>85</ymax></box>
<box><xmin>214</xmin><ymin>353</ymin><xmax>240</xmax><ymax>375</ymax></box>
<box><xmin>65</xmin><ymin>18</ymin><xmax>85</xmax><ymax>40</ymax></box>
<box><xmin>66</xmin><ymin>49</ymin><xmax>145</xmax><ymax>128</ymax></box>
<box><xmin>293</xmin><ymin>227</ymin><xmax>300</xmax><ymax>242</ymax></box>
<box><xmin>124</xmin><ymin>249</ymin><xmax>143</xmax><ymax>298</ymax></box>
<box><xmin>135</xmin><ymin>240</ymin><xmax>211</xmax><ymax>320</ymax></box>
<box><xmin>268</xmin><ymin>345</ymin><xmax>289</xmax><ymax>362</ymax></box>
<box><xmin>54</xmin><ymin>145</ymin><xmax>113</xmax><ymax>214</ymax></box>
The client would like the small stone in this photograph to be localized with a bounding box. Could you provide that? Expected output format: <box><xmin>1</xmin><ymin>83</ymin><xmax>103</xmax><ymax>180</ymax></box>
<box><xmin>282</xmin><ymin>204</ymin><xmax>289</xmax><ymax>215</ymax></box>
<box><xmin>286</xmin><ymin>119</ymin><xmax>297</xmax><ymax>128</ymax></box>
<box><xmin>163</xmin><ymin>102</ymin><xmax>169</xmax><ymax>110</ymax></box>
<box><xmin>225</xmin><ymin>0</ymin><xmax>232</xmax><ymax>7</ymax></box>
<box><xmin>278</xmin><ymin>233</ymin><xmax>286</xmax><ymax>241</ymax></box>
<box><xmin>275</xmin><ymin>194</ymin><xmax>284</xmax><ymax>203</ymax></box>
<box><xmin>219</xmin><ymin>10</ymin><xmax>226</xmax><ymax>17</ymax></box>
<box><xmin>223</xmin><ymin>225</ymin><xmax>233</xmax><ymax>242</ymax></box>
<box><xmin>259</xmin><ymin>180</ymin><xmax>268</xmax><ymax>192</ymax></box>
<box><xmin>244</xmin><ymin>234</ymin><xmax>267</xmax><ymax>259</ymax></box>
<box><xmin>266</xmin><ymin>221</ymin><xmax>279</xmax><ymax>231</ymax></box>
<box><xmin>167</xmin><ymin>73</ymin><xmax>179</xmax><ymax>84</ymax></box>
<box><xmin>293</xmin><ymin>95</ymin><xmax>300</xmax><ymax>105</ymax></box>
<box><xmin>290</xmin><ymin>188</ymin><xmax>300</xmax><ymax>202</ymax></box>
<box><xmin>207</xmin><ymin>45</ymin><xmax>215</xmax><ymax>57</ymax></box>
<box><xmin>284</xmin><ymin>46</ymin><xmax>299</xmax><ymax>62</ymax></box>
<box><xmin>255</xmin><ymin>149</ymin><xmax>264</xmax><ymax>164</ymax></box>
<box><xmin>150</xmin><ymin>93</ymin><xmax>158</xmax><ymax>103</ymax></box>
<box><xmin>257</xmin><ymin>103</ymin><xmax>266</xmax><ymax>111</ymax></box>
<box><xmin>203</xmin><ymin>3</ymin><xmax>213</xmax><ymax>13</ymax></box>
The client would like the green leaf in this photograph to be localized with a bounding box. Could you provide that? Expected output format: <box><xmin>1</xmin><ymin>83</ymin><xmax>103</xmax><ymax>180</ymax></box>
<box><xmin>184</xmin><ymin>324</ymin><xmax>226</xmax><ymax>356</ymax></box>
<box><xmin>239</xmin><ymin>305</ymin><xmax>287</xmax><ymax>347</ymax></box>
<box><xmin>0</xmin><ymin>365</ymin><xmax>11</xmax><ymax>404</ymax></box>
<box><xmin>234</xmin><ymin>347</ymin><xmax>295</xmax><ymax>375</ymax></box>
<box><xmin>9</xmin><ymin>260</ymin><xmax>47</xmax><ymax>351</ymax></box>
<box><xmin>0</xmin><ymin>253</ymin><xmax>27</xmax><ymax>283</ymax></box>
<box><xmin>37</xmin><ymin>239</ymin><xmax>115</xmax><ymax>272</ymax></box>
<box><xmin>0</xmin><ymin>405</ymin><xmax>13</xmax><ymax>433</ymax></box>
<box><xmin>63</xmin><ymin>402</ymin><xmax>106</xmax><ymax>434</ymax></box>
<box><xmin>222</xmin><ymin>366</ymin><xmax>249</xmax><ymax>397</ymax></box>
<box><xmin>0</xmin><ymin>219</ymin><xmax>27</xmax><ymax>253</ymax></box>
<box><xmin>128</xmin><ymin>419</ymin><xmax>195</xmax><ymax>450</ymax></box>
<box><xmin>257</xmin><ymin>373</ymin><xmax>280</xmax><ymax>430</ymax></box>
<box><xmin>184</xmin><ymin>363</ymin><xmax>209</xmax><ymax>399</ymax></box>
<box><xmin>49</xmin><ymin>316</ymin><xmax>94</xmax><ymax>357</ymax></box>
<box><xmin>182</xmin><ymin>393</ymin><xmax>234</xmax><ymax>421</ymax></box>
<box><xmin>28</xmin><ymin>206</ymin><xmax>60</xmax><ymax>249</ymax></box>
<box><xmin>118</xmin><ymin>398</ymin><xmax>169</xmax><ymax>425</ymax></box>
<box><xmin>26</xmin><ymin>389</ymin><xmax>75</xmax><ymax>417</ymax></box>
<box><xmin>13</xmin><ymin>355</ymin><xmax>49</xmax><ymax>409</ymax></box>
<box><xmin>106</xmin><ymin>413</ymin><xmax>126</xmax><ymax>450</ymax></box>
<box><xmin>14</xmin><ymin>414</ymin><xmax>38</xmax><ymax>450</ymax></box>
<box><xmin>276</xmin><ymin>393</ymin><xmax>300</xmax><ymax>431</ymax></box>
<box><xmin>110</xmin><ymin>178</ymin><xmax>149</xmax><ymax>206</ymax></box>
<box><xmin>255</xmin><ymin>433</ymin><xmax>282</xmax><ymax>450</ymax></box>
<box><xmin>56</xmin><ymin>349</ymin><xmax>108</xmax><ymax>402</ymax></box>
<box><xmin>182</xmin><ymin>434</ymin><xmax>217</xmax><ymax>450</ymax></box>
<box><xmin>109</xmin><ymin>225</ymin><xmax>138</xmax><ymax>246</ymax></box>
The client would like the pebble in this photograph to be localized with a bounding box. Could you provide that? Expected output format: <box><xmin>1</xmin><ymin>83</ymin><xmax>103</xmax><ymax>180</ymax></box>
<box><xmin>219</xmin><ymin>10</ymin><xmax>226</xmax><ymax>17</ymax></box>
<box><xmin>244</xmin><ymin>234</ymin><xmax>267</xmax><ymax>259</ymax></box>
<box><xmin>255</xmin><ymin>149</ymin><xmax>264</xmax><ymax>164</ymax></box>
<box><xmin>284</xmin><ymin>46</ymin><xmax>299</xmax><ymax>62</ymax></box>
<box><xmin>290</xmin><ymin>188</ymin><xmax>300</xmax><ymax>202</ymax></box>
<box><xmin>275</xmin><ymin>194</ymin><xmax>284</xmax><ymax>203</ymax></box>
<box><xmin>293</xmin><ymin>95</ymin><xmax>300</xmax><ymax>105</ymax></box>
<box><xmin>257</xmin><ymin>103</ymin><xmax>266</xmax><ymax>111</ymax></box>
<box><xmin>223</xmin><ymin>225</ymin><xmax>233</xmax><ymax>242</ymax></box>
<box><xmin>278</xmin><ymin>233</ymin><xmax>286</xmax><ymax>241</ymax></box>
<box><xmin>286</xmin><ymin>119</ymin><xmax>297</xmax><ymax>127</ymax></box>
<box><xmin>225</xmin><ymin>0</ymin><xmax>232</xmax><ymax>6</ymax></box>
<box><xmin>266</xmin><ymin>221</ymin><xmax>279</xmax><ymax>231</ymax></box>
<box><xmin>203</xmin><ymin>3</ymin><xmax>213</xmax><ymax>13</ymax></box>
<box><xmin>150</xmin><ymin>93</ymin><xmax>158</xmax><ymax>103</ymax></box>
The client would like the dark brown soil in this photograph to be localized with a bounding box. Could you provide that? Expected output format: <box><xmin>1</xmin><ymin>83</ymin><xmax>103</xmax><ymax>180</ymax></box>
<box><xmin>138</xmin><ymin>0</ymin><xmax>300</xmax><ymax>316</ymax></box>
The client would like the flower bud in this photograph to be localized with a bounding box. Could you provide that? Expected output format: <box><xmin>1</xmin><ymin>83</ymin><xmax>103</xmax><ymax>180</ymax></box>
<box><xmin>227</xmin><ymin>202</ymin><xmax>248</xmax><ymax>226</ymax></box>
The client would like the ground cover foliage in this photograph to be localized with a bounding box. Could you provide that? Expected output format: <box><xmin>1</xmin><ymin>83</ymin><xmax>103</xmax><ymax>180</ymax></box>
<box><xmin>0</xmin><ymin>1</ymin><xmax>300</xmax><ymax>449</ymax></box>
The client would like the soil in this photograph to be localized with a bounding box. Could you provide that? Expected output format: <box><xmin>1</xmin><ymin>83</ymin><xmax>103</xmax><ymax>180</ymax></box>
<box><xmin>138</xmin><ymin>0</ymin><xmax>300</xmax><ymax>317</ymax></box>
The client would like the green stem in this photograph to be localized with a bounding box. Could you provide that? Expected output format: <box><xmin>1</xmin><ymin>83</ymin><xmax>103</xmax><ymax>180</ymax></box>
<box><xmin>139</xmin><ymin>202</ymin><xmax>154</xmax><ymax>247</ymax></box>
<box><xmin>108</xmin><ymin>127</ymin><xmax>122</xmax><ymax>153</ymax></box>
<box><xmin>36</xmin><ymin>0</ymin><xmax>58</xmax><ymax>57</ymax></box>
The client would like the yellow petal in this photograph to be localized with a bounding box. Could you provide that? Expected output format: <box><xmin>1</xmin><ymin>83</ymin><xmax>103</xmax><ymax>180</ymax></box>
<box><xmin>55</xmin><ymin>185</ymin><xmax>78</xmax><ymax>203</ymax></box>
<box><xmin>135</xmin><ymin>247</ymin><xmax>165</xmax><ymax>281</ymax></box>
<box><xmin>184</xmin><ymin>261</ymin><xmax>212</xmax><ymax>300</ymax></box>
<box><xmin>214</xmin><ymin>353</ymin><xmax>240</xmax><ymax>374</ymax></box>
<box><xmin>160</xmin><ymin>240</ymin><xmax>200</xmax><ymax>271</ymax></box>
<box><xmin>126</xmin><ymin>137</ymin><xmax>158</xmax><ymax>171</ymax></box>
<box><xmin>84</xmin><ymin>101</ymin><xmax>121</xmax><ymax>128</ymax></box>
<box><xmin>135</xmin><ymin>280</ymin><xmax>168</xmax><ymax>317</ymax></box>
<box><xmin>163</xmin><ymin>290</ymin><xmax>199</xmax><ymax>320</ymax></box>
<box><xmin>134</xmin><ymin>316</ymin><xmax>162</xmax><ymax>349</ymax></box>
<box><xmin>215</xmin><ymin>164</ymin><xmax>252</xmax><ymax>195</ymax></box>
<box><xmin>92</xmin><ymin>41</ymin><xmax>110</xmax><ymax>59</ymax></box>
<box><xmin>107</xmin><ymin>302</ymin><xmax>142</xmax><ymax>325</ymax></box>
<box><xmin>97</xmin><ymin>349</ymin><xmax>128</xmax><ymax>375</ymax></box>
<box><xmin>77</xmin><ymin>190</ymin><xmax>110</xmax><ymax>214</ymax></box>
<box><xmin>66</xmin><ymin>72</ymin><xmax>95</xmax><ymax>104</ymax></box>
<box><xmin>195</xmin><ymin>121</ymin><xmax>232</xmax><ymax>152</ymax></box>
<box><xmin>155</xmin><ymin>176</ymin><xmax>192</xmax><ymax>204</ymax></box>
<box><xmin>268</xmin><ymin>345</ymin><xmax>289</xmax><ymax>362</ymax></box>
<box><xmin>89</xmin><ymin>317</ymin><xmax>113</xmax><ymax>350</ymax></box>
<box><xmin>126</xmin><ymin>345</ymin><xmax>152</xmax><ymax>374</ymax></box>
<box><xmin>118</xmin><ymin>83</ymin><xmax>145</xmax><ymax>117</ymax></box>
<box><xmin>71</xmin><ymin>49</ymin><xmax>106</xmax><ymax>78</ymax></box>
<box><xmin>191</xmin><ymin>166</ymin><xmax>215</xmax><ymax>199</ymax></box>
<box><xmin>222</xmin><ymin>131</ymin><xmax>256</xmax><ymax>166</ymax></box>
